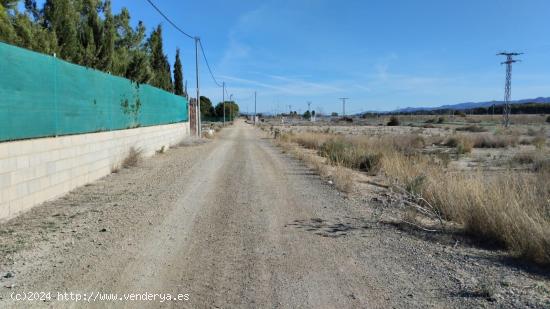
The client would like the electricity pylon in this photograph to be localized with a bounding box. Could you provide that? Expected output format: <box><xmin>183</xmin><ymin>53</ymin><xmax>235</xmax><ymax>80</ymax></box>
<box><xmin>497</xmin><ymin>52</ymin><xmax>522</xmax><ymax>128</ymax></box>
<box><xmin>339</xmin><ymin>98</ymin><xmax>349</xmax><ymax>116</ymax></box>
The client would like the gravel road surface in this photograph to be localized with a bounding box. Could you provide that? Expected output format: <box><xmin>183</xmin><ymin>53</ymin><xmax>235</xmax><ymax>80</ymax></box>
<box><xmin>0</xmin><ymin>121</ymin><xmax>548</xmax><ymax>308</ymax></box>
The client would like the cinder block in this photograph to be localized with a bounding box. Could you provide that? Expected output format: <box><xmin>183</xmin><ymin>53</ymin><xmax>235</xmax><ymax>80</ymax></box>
<box><xmin>0</xmin><ymin>173</ymin><xmax>12</xmax><ymax>188</ymax></box>
<box><xmin>16</xmin><ymin>156</ymin><xmax>29</xmax><ymax>169</ymax></box>
<box><xmin>15</xmin><ymin>182</ymin><xmax>28</xmax><ymax>198</ymax></box>
<box><xmin>34</xmin><ymin>165</ymin><xmax>48</xmax><ymax>179</ymax></box>
<box><xmin>14</xmin><ymin>167</ymin><xmax>38</xmax><ymax>185</ymax></box>
<box><xmin>10</xmin><ymin>194</ymin><xmax>35</xmax><ymax>215</ymax></box>
<box><xmin>0</xmin><ymin>186</ymin><xmax>16</xmax><ymax>203</ymax></box>
<box><xmin>28</xmin><ymin>177</ymin><xmax>48</xmax><ymax>194</ymax></box>
<box><xmin>0</xmin><ymin>143</ymin><xmax>10</xmax><ymax>159</ymax></box>
<box><xmin>0</xmin><ymin>202</ymin><xmax>9</xmax><ymax>219</ymax></box>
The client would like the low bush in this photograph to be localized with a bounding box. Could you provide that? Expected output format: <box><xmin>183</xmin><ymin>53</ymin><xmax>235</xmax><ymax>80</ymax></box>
<box><xmin>455</xmin><ymin>125</ymin><xmax>487</xmax><ymax>133</ymax></box>
<box><xmin>359</xmin><ymin>153</ymin><xmax>383</xmax><ymax>175</ymax></box>
<box><xmin>532</xmin><ymin>135</ymin><xmax>546</xmax><ymax>150</ymax></box>
<box><xmin>533</xmin><ymin>158</ymin><xmax>550</xmax><ymax>173</ymax></box>
<box><xmin>387</xmin><ymin>115</ymin><xmax>400</xmax><ymax>126</ymax></box>
<box><xmin>444</xmin><ymin>135</ymin><xmax>473</xmax><ymax>154</ymax></box>
<box><xmin>509</xmin><ymin>152</ymin><xmax>538</xmax><ymax>165</ymax></box>
<box><xmin>471</xmin><ymin>134</ymin><xmax>518</xmax><ymax>148</ymax></box>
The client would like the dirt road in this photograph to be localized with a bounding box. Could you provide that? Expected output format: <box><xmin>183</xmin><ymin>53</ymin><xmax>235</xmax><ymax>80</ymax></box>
<box><xmin>0</xmin><ymin>121</ymin><xmax>548</xmax><ymax>308</ymax></box>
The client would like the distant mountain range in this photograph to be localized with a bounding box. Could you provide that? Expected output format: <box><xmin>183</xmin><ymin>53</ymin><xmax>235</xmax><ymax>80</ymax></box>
<box><xmin>390</xmin><ymin>97</ymin><xmax>550</xmax><ymax>113</ymax></box>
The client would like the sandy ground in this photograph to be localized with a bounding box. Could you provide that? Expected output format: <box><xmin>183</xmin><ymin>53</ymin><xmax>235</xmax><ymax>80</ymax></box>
<box><xmin>0</xmin><ymin>121</ymin><xmax>548</xmax><ymax>308</ymax></box>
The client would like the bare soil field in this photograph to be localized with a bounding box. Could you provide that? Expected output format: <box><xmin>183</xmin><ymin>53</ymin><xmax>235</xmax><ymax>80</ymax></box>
<box><xmin>0</xmin><ymin>120</ymin><xmax>548</xmax><ymax>308</ymax></box>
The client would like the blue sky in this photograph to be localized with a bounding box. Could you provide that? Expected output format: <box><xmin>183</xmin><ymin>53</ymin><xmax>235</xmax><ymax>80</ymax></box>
<box><xmin>115</xmin><ymin>1</ymin><xmax>548</xmax><ymax>113</ymax></box>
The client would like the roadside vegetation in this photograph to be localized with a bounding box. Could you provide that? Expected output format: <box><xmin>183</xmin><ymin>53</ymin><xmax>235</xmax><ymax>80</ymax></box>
<box><xmin>271</xmin><ymin>124</ymin><xmax>550</xmax><ymax>266</ymax></box>
<box><xmin>0</xmin><ymin>0</ymin><xmax>185</xmax><ymax>94</ymax></box>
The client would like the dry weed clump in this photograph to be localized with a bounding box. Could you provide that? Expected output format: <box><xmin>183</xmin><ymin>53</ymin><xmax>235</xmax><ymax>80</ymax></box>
<box><xmin>122</xmin><ymin>147</ymin><xmax>142</xmax><ymax>168</ymax></box>
<box><xmin>332</xmin><ymin>166</ymin><xmax>355</xmax><ymax>193</ymax></box>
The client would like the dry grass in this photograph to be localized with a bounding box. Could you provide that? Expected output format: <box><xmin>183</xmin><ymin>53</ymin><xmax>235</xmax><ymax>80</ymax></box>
<box><xmin>275</xmin><ymin>130</ymin><xmax>550</xmax><ymax>265</ymax></box>
<box><xmin>384</xmin><ymin>151</ymin><xmax>550</xmax><ymax>264</ymax></box>
<box><xmin>122</xmin><ymin>147</ymin><xmax>142</xmax><ymax>168</ymax></box>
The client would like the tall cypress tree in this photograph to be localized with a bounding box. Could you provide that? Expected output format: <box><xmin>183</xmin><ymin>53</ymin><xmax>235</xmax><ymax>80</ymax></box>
<box><xmin>98</xmin><ymin>0</ymin><xmax>114</xmax><ymax>72</ymax></box>
<box><xmin>173</xmin><ymin>48</ymin><xmax>184</xmax><ymax>96</ymax></box>
<box><xmin>147</xmin><ymin>25</ymin><xmax>172</xmax><ymax>91</ymax></box>
<box><xmin>79</xmin><ymin>0</ymin><xmax>100</xmax><ymax>67</ymax></box>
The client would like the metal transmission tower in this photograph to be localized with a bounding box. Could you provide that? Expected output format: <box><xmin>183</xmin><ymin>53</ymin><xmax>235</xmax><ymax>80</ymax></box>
<box><xmin>339</xmin><ymin>98</ymin><xmax>349</xmax><ymax>116</ymax></box>
<box><xmin>497</xmin><ymin>52</ymin><xmax>522</xmax><ymax>127</ymax></box>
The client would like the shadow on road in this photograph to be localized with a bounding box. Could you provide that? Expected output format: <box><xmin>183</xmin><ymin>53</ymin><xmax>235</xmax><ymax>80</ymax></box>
<box><xmin>286</xmin><ymin>217</ymin><xmax>379</xmax><ymax>238</ymax></box>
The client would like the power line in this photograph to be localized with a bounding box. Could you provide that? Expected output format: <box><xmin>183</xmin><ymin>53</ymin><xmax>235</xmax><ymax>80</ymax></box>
<box><xmin>199</xmin><ymin>40</ymin><xmax>223</xmax><ymax>87</ymax></box>
<box><xmin>144</xmin><ymin>0</ymin><xmax>194</xmax><ymax>40</ymax></box>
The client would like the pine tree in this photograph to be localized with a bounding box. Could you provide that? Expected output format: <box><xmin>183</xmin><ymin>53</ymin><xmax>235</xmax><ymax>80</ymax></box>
<box><xmin>1</xmin><ymin>0</ymin><xmax>19</xmax><ymax>11</ymax></box>
<box><xmin>200</xmin><ymin>96</ymin><xmax>214</xmax><ymax>117</ymax></box>
<box><xmin>0</xmin><ymin>2</ymin><xmax>18</xmax><ymax>44</ymax></box>
<box><xmin>44</xmin><ymin>0</ymin><xmax>81</xmax><ymax>63</ymax></box>
<box><xmin>125</xmin><ymin>50</ymin><xmax>152</xmax><ymax>84</ymax></box>
<box><xmin>12</xmin><ymin>12</ymin><xmax>34</xmax><ymax>48</ymax></box>
<box><xmin>24</xmin><ymin>0</ymin><xmax>40</xmax><ymax>20</ymax></box>
<box><xmin>173</xmin><ymin>48</ymin><xmax>184</xmax><ymax>96</ymax></box>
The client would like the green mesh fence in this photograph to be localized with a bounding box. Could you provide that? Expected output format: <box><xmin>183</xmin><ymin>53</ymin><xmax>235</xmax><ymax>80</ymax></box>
<box><xmin>0</xmin><ymin>42</ymin><xmax>188</xmax><ymax>142</ymax></box>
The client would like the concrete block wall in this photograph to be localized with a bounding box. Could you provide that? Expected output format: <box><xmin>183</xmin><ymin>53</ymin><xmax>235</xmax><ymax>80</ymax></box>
<box><xmin>0</xmin><ymin>122</ymin><xmax>190</xmax><ymax>221</ymax></box>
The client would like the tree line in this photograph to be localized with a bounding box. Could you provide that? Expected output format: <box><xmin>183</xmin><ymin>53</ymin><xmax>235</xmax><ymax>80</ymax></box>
<box><xmin>200</xmin><ymin>96</ymin><xmax>239</xmax><ymax>119</ymax></box>
<box><xmin>360</xmin><ymin>102</ymin><xmax>550</xmax><ymax>117</ymax></box>
<box><xmin>0</xmin><ymin>0</ymin><xmax>184</xmax><ymax>94</ymax></box>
